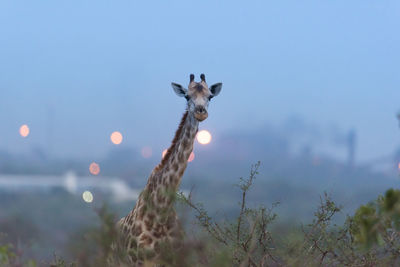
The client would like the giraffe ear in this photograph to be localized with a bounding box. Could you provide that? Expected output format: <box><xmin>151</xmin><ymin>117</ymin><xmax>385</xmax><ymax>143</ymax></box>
<box><xmin>171</xmin><ymin>83</ymin><xmax>188</xmax><ymax>98</ymax></box>
<box><xmin>210</xmin><ymin>83</ymin><xmax>222</xmax><ymax>97</ymax></box>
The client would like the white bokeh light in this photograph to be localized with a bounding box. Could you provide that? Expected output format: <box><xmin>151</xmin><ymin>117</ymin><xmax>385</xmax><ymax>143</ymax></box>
<box><xmin>82</xmin><ymin>191</ymin><xmax>94</xmax><ymax>203</ymax></box>
<box><xmin>196</xmin><ymin>130</ymin><xmax>212</xmax><ymax>145</ymax></box>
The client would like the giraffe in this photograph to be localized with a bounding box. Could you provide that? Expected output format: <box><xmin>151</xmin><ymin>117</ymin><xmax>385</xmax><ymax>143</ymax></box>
<box><xmin>113</xmin><ymin>74</ymin><xmax>222</xmax><ymax>266</ymax></box>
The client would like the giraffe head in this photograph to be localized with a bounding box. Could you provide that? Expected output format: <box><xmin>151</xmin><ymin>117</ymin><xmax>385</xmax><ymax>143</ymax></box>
<box><xmin>171</xmin><ymin>74</ymin><xmax>222</xmax><ymax>121</ymax></box>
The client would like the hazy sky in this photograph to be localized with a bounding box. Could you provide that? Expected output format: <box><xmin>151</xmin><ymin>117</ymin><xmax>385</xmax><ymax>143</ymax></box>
<box><xmin>0</xmin><ymin>0</ymin><xmax>399</xmax><ymax>162</ymax></box>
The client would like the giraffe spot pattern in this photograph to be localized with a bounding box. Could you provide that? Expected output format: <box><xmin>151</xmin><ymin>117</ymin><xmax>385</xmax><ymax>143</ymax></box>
<box><xmin>112</xmin><ymin>110</ymin><xmax>202</xmax><ymax>265</ymax></box>
<box><xmin>140</xmin><ymin>234</ymin><xmax>153</xmax><ymax>246</ymax></box>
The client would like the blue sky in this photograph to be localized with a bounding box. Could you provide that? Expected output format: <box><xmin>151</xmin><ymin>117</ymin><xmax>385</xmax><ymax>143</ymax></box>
<box><xmin>0</xmin><ymin>0</ymin><xmax>399</xmax><ymax>162</ymax></box>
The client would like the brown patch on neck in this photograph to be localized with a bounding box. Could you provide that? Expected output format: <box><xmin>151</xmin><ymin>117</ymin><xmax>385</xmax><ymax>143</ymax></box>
<box><xmin>155</xmin><ymin>111</ymin><xmax>188</xmax><ymax>172</ymax></box>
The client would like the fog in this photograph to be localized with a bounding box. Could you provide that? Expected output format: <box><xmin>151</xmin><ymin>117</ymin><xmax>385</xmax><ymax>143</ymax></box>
<box><xmin>1</xmin><ymin>0</ymin><xmax>399</xmax><ymax>162</ymax></box>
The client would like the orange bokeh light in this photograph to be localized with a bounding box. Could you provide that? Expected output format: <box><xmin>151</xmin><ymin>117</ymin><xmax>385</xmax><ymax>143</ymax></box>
<box><xmin>19</xmin><ymin>124</ymin><xmax>30</xmax><ymax>138</ymax></box>
<box><xmin>196</xmin><ymin>130</ymin><xmax>212</xmax><ymax>145</ymax></box>
<box><xmin>89</xmin><ymin>162</ymin><xmax>100</xmax><ymax>175</ymax></box>
<box><xmin>110</xmin><ymin>131</ymin><xmax>123</xmax><ymax>145</ymax></box>
<box><xmin>141</xmin><ymin>146</ymin><xmax>152</xmax><ymax>158</ymax></box>
<box><xmin>188</xmin><ymin>152</ymin><xmax>195</xmax><ymax>162</ymax></box>
<box><xmin>162</xmin><ymin>149</ymin><xmax>168</xmax><ymax>158</ymax></box>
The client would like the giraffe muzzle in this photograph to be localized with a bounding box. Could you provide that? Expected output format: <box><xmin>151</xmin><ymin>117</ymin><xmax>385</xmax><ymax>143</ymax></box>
<box><xmin>194</xmin><ymin>106</ymin><xmax>208</xmax><ymax>121</ymax></box>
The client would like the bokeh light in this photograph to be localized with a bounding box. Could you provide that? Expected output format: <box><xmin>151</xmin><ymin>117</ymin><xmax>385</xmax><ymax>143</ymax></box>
<box><xmin>162</xmin><ymin>149</ymin><xmax>168</xmax><ymax>158</ymax></box>
<box><xmin>19</xmin><ymin>124</ymin><xmax>30</xmax><ymax>138</ymax></box>
<box><xmin>188</xmin><ymin>152</ymin><xmax>195</xmax><ymax>162</ymax></box>
<box><xmin>196</xmin><ymin>130</ymin><xmax>212</xmax><ymax>145</ymax></box>
<box><xmin>141</xmin><ymin>146</ymin><xmax>152</xmax><ymax>158</ymax></box>
<box><xmin>82</xmin><ymin>191</ymin><xmax>93</xmax><ymax>203</ymax></box>
<box><xmin>89</xmin><ymin>162</ymin><xmax>100</xmax><ymax>175</ymax></box>
<box><xmin>110</xmin><ymin>131</ymin><xmax>123</xmax><ymax>145</ymax></box>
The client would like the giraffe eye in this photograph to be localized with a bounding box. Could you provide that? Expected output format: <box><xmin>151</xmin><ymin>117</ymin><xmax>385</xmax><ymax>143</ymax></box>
<box><xmin>208</xmin><ymin>95</ymin><xmax>214</xmax><ymax>100</ymax></box>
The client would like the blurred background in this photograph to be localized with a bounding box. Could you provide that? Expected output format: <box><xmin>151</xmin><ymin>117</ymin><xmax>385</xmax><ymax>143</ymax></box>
<box><xmin>0</xmin><ymin>0</ymin><xmax>399</xmax><ymax>262</ymax></box>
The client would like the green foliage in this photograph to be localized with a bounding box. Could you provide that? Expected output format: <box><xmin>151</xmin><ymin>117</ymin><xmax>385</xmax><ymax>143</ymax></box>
<box><xmin>352</xmin><ymin>203</ymin><xmax>380</xmax><ymax>247</ymax></box>
<box><xmin>66</xmin><ymin>204</ymin><xmax>128</xmax><ymax>267</ymax></box>
<box><xmin>180</xmin><ymin>161</ymin><xmax>280</xmax><ymax>266</ymax></box>
<box><xmin>0</xmin><ymin>244</ymin><xmax>16</xmax><ymax>265</ymax></box>
<box><xmin>182</xmin><ymin>163</ymin><xmax>400</xmax><ymax>266</ymax></box>
<box><xmin>2</xmin><ymin>162</ymin><xmax>400</xmax><ymax>266</ymax></box>
<box><xmin>0</xmin><ymin>242</ymin><xmax>39</xmax><ymax>267</ymax></box>
<box><xmin>49</xmin><ymin>253</ymin><xmax>75</xmax><ymax>267</ymax></box>
<box><xmin>351</xmin><ymin>188</ymin><xmax>400</xmax><ymax>255</ymax></box>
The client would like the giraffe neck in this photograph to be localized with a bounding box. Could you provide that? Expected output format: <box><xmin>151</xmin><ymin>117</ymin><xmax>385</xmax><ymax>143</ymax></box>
<box><xmin>136</xmin><ymin>110</ymin><xmax>198</xmax><ymax>215</ymax></box>
<box><xmin>170</xmin><ymin>111</ymin><xmax>198</xmax><ymax>186</ymax></box>
<box><xmin>156</xmin><ymin>110</ymin><xmax>198</xmax><ymax>190</ymax></box>
<box><xmin>117</xmin><ymin>111</ymin><xmax>199</xmax><ymax>262</ymax></box>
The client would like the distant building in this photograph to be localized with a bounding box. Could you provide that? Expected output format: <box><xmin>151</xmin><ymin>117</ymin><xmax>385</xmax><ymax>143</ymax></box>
<box><xmin>0</xmin><ymin>172</ymin><xmax>139</xmax><ymax>202</ymax></box>
<box><xmin>347</xmin><ymin>129</ymin><xmax>357</xmax><ymax>168</ymax></box>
